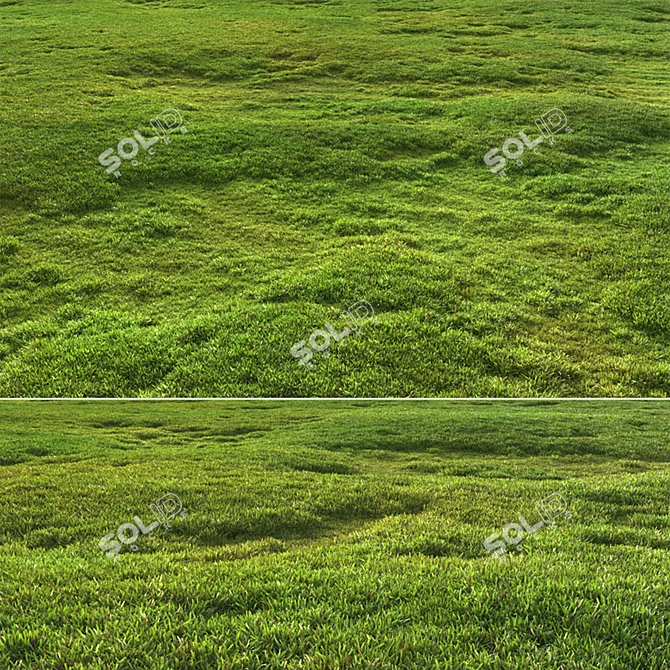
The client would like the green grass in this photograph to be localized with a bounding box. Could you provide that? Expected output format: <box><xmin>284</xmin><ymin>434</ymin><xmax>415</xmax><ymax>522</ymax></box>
<box><xmin>1</xmin><ymin>0</ymin><xmax>670</xmax><ymax>396</ymax></box>
<box><xmin>1</xmin><ymin>400</ymin><xmax>670</xmax><ymax>668</ymax></box>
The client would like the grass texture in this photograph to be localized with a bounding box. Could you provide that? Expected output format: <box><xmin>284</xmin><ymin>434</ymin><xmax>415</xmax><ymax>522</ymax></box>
<box><xmin>1</xmin><ymin>0</ymin><xmax>669</xmax><ymax>396</ymax></box>
<box><xmin>0</xmin><ymin>400</ymin><xmax>669</xmax><ymax>668</ymax></box>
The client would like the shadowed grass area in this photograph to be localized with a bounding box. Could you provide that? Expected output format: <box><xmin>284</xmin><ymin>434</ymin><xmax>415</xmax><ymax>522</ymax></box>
<box><xmin>0</xmin><ymin>400</ymin><xmax>669</xmax><ymax>668</ymax></box>
<box><xmin>1</xmin><ymin>0</ymin><xmax>670</xmax><ymax>396</ymax></box>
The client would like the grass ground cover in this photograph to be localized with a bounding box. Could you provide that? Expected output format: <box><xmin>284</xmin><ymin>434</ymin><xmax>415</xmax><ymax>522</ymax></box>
<box><xmin>0</xmin><ymin>400</ymin><xmax>669</xmax><ymax>668</ymax></box>
<box><xmin>1</xmin><ymin>0</ymin><xmax>670</xmax><ymax>396</ymax></box>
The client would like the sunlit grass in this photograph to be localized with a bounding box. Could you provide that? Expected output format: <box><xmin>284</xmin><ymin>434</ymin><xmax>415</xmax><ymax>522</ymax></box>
<box><xmin>0</xmin><ymin>400</ymin><xmax>669</xmax><ymax>667</ymax></box>
<box><xmin>1</xmin><ymin>0</ymin><xmax>669</xmax><ymax>396</ymax></box>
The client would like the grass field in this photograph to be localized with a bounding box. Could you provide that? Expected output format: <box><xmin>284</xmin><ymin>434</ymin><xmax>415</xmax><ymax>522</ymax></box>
<box><xmin>1</xmin><ymin>0</ymin><xmax>670</xmax><ymax>396</ymax></box>
<box><xmin>0</xmin><ymin>400</ymin><xmax>669</xmax><ymax>668</ymax></box>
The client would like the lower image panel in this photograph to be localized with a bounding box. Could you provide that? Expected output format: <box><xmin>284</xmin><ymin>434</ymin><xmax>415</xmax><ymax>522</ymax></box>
<box><xmin>0</xmin><ymin>400</ymin><xmax>669</xmax><ymax>669</ymax></box>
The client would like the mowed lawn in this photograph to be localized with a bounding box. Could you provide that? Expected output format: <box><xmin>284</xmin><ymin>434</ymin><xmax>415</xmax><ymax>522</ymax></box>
<box><xmin>0</xmin><ymin>400</ymin><xmax>669</xmax><ymax>668</ymax></box>
<box><xmin>1</xmin><ymin>0</ymin><xmax>670</xmax><ymax>396</ymax></box>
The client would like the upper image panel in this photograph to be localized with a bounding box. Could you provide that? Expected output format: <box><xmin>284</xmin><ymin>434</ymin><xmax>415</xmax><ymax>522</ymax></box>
<box><xmin>1</xmin><ymin>0</ymin><xmax>669</xmax><ymax>397</ymax></box>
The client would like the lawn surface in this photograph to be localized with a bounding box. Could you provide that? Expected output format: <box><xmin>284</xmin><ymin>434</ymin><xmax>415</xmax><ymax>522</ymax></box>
<box><xmin>1</xmin><ymin>0</ymin><xmax>670</xmax><ymax>396</ymax></box>
<box><xmin>1</xmin><ymin>400</ymin><xmax>669</xmax><ymax>668</ymax></box>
